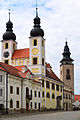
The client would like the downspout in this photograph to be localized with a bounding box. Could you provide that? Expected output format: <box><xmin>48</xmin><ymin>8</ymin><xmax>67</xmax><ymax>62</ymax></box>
<box><xmin>6</xmin><ymin>72</ymin><xmax>8</xmax><ymax>114</ymax></box>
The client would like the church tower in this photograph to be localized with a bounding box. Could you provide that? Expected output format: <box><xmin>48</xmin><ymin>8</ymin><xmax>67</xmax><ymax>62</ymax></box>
<box><xmin>1</xmin><ymin>10</ymin><xmax>17</xmax><ymax>65</ymax></box>
<box><xmin>60</xmin><ymin>41</ymin><xmax>74</xmax><ymax>94</ymax></box>
<box><xmin>29</xmin><ymin>6</ymin><xmax>45</xmax><ymax>76</ymax></box>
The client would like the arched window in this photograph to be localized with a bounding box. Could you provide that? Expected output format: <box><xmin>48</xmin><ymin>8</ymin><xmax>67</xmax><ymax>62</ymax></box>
<box><xmin>10</xmin><ymin>99</ymin><xmax>13</xmax><ymax>108</ymax></box>
<box><xmin>52</xmin><ymin>93</ymin><xmax>55</xmax><ymax>99</ymax></box>
<box><xmin>5</xmin><ymin>43</ymin><xmax>8</xmax><ymax>49</ymax></box>
<box><xmin>34</xmin><ymin>39</ymin><xmax>37</xmax><ymax>46</ymax></box>
<box><xmin>66</xmin><ymin>69</ymin><xmax>70</xmax><ymax>74</ymax></box>
<box><xmin>66</xmin><ymin>69</ymin><xmax>71</xmax><ymax>80</ymax></box>
<box><xmin>46</xmin><ymin>92</ymin><xmax>50</xmax><ymax>98</ymax></box>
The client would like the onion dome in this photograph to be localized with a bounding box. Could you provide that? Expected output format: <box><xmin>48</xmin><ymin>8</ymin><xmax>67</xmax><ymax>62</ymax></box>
<box><xmin>30</xmin><ymin>7</ymin><xmax>44</xmax><ymax>37</ymax></box>
<box><xmin>60</xmin><ymin>41</ymin><xmax>74</xmax><ymax>63</ymax></box>
<box><xmin>2</xmin><ymin>10</ymin><xmax>16</xmax><ymax>41</ymax></box>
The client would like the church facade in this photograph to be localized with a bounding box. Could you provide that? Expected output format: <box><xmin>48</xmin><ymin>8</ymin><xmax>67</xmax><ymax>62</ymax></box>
<box><xmin>0</xmin><ymin>6</ymin><xmax>74</xmax><ymax>114</ymax></box>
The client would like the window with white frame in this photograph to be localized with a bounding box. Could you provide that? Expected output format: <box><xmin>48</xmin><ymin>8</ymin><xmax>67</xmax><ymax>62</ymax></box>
<box><xmin>0</xmin><ymin>75</ymin><xmax>2</xmax><ymax>82</ymax></box>
<box><xmin>0</xmin><ymin>89</ymin><xmax>3</xmax><ymax>97</ymax></box>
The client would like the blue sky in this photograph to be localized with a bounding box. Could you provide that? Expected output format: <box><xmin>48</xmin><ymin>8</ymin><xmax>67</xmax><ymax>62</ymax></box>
<box><xmin>0</xmin><ymin>0</ymin><xmax>80</xmax><ymax>94</ymax></box>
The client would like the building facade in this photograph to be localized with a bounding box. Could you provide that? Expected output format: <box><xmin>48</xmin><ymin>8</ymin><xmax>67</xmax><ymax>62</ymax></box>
<box><xmin>0</xmin><ymin>6</ymin><xmax>74</xmax><ymax>113</ymax></box>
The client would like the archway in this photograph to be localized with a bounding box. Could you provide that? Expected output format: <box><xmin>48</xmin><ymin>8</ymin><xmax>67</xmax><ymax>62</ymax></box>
<box><xmin>0</xmin><ymin>104</ymin><xmax>4</xmax><ymax>114</ymax></box>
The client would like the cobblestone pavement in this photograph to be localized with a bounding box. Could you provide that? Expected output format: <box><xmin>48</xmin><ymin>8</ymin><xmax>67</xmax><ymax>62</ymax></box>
<box><xmin>0</xmin><ymin>111</ymin><xmax>80</xmax><ymax>120</ymax></box>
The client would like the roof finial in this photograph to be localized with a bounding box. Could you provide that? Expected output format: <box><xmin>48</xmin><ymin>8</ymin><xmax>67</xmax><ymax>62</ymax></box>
<box><xmin>65</xmin><ymin>37</ymin><xmax>68</xmax><ymax>46</ymax></box>
<box><xmin>8</xmin><ymin>8</ymin><xmax>10</xmax><ymax>21</ymax></box>
<box><xmin>36</xmin><ymin>0</ymin><xmax>38</xmax><ymax>17</ymax></box>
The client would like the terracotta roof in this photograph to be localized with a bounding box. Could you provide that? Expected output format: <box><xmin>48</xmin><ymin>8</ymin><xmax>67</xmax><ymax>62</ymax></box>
<box><xmin>45</xmin><ymin>62</ymin><xmax>52</xmax><ymax>68</ymax></box>
<box><xmin>74</xmin><ymin>95</ymin><xmax>80</xmax><ymax>101</ymax></box>
<box><xmin>15</xmin><ymin>66</ymin><xmax>33</xmax><ymax>78</ymax></box>
<box><xmin>12</xmin><ymin>48</ymin><xmax>29</xmax><ymax>59</ymax></box>
<box><xmin>0</xmin><ymin>62</ymin><xmax>21</xmax><ymax>78</ymax></box>
<box><xmin>0</xmin><ymin>66</ymin><xmax>7</xmax><ymax>72</ymax></box>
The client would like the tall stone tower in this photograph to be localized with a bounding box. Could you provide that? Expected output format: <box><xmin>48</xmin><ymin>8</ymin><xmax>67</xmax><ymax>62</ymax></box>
<box><xmin>1</xmin><ymin>11</ymin><xmax>17</xmax><ymax>65</ymax></box>
<box><xmin>60</xmin><ymin>41</ymin><xmax>74</xmax><ymax>94</ymax></box>
<box><xmin>29</xmin><ymin>7</ymin><xmax>45</xmax><ymax>76</ymax></box>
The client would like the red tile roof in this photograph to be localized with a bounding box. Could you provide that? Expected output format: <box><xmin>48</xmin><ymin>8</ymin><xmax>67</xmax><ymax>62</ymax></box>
<box><xmin>74</xmin><ymin>95</ymin><xmax>80</xmax><ymax>101</ymax></box>
<box><xmin>45</xmin><ymin>62</ymin><xmax>52</xmax><ymax>68</ymax></box>
<box><xmin>0</xmin><ymin>66</ymin><xmax>6</xmax><ymax>72</ymax></box>
<box><xmin>15</xmin><ymin>66</ymin><xmax>33</xmax><ymax>78</ymax></box>
<box><xmin>12</xmin><ymin>48</ymin><xmax>29</xmax><ymax>59</ymax></box>
<box><xmin>0</xmin><ymin>62</ymin><xmax>21</xmax><ymax>78</ymax></box>
<box><xmin>46</xmin><ymin>62</ymin><xmax>63</xmax><ymax>83</ymax></box>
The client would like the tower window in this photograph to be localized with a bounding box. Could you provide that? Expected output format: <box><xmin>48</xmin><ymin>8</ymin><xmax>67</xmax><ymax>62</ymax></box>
<box><xmin>42</xmin><ymin>58</ymin><xmax>44</xmax><ymax>65</ymax></box>
<box><xmin>34</xmin><ymin>39</ymin><xmax>37</xmax><ymax>46</ymax></box>
<box><xmin>42</xmin><ymin>40</ymin><xmax>44</xmax><ymax>47</ymax></box>
<box><xmin>66</xmin><ymin>69</ymin><xmax>71</xmax><ymax>80</ymax></box>
<box><xmin>33</xmin><ymin>58</ymin><xmax>37</xmax><ymax>64</ymax></box>
<box><xmin>4</xmin><ymin>60</ymin><xmax>9</xmax><ymax>64</ymax></box>
<box><xmin>13</xmin><ymin>44</ymin><xmax>15</xmax><ymax>49</ymax></box>
<box><xmin>5</xmin><ymin>43</ymin><xmax>8</xmax><ymax>49</ymax></box>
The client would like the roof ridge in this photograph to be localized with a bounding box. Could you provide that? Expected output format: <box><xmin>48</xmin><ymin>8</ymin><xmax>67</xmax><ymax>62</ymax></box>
<box><xmin>14</xmin><ymin>48</ymin><xmax>29</xmax><ymax>51</ymax></box>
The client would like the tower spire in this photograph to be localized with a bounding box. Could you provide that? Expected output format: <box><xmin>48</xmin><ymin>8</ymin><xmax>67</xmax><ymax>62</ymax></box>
<box><xmin>36</xmin><ymin>0</ymin><xmax>38</xmax><ymax>17</ymax></box>
<box><xmin>8</xmin><ymin>9</ymin><xmax>10</xmax><ymax>21</ymax></box>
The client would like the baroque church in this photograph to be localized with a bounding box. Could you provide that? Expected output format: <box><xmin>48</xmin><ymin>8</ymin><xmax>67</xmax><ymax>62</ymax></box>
<box><xmin>0</xmin><ymin>6</ymin><xmax>74</xmax><ymax>114</ymax></box>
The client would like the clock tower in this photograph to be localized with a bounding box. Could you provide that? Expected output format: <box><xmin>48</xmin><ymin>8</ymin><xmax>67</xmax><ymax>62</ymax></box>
<box><xmin>29</xmin><ymin>7</ymin><xmax>45</xmax><ymax>76</ymax></box>
<box><xmin>1</xmin><ymin>10</ymin><xmax>17</xmax><ymax>65</ymax></box>
<box><xmin>60</xmin><ymin>41</ymin><xmax>74</xmax><ymax>94</ymax></box>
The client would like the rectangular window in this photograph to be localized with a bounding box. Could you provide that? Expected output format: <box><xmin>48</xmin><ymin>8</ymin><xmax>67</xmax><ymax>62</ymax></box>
<box><xmin>52</xmin><ymin>83</ymin><xmax>55</xmax><ymax>90</ymax></box>
<box><xmin>34</xmin><ymin>91</ymin><xmax>37</xmax><ymax>97</ymax></box>
<box><xmin>0</xmin><ymin>89</ymin><xmax>3</xmax><ymax>97</ymax></box>
<box><xmin>10</xmin><ymin>86</ymin><xmax>13</xmax><ymax>94</ymax></box>
<box><xmin>60</xmin><ymin>86</ymin><xmax>62</xmax><ymax>92</ymax></box>
<box><xmin>42</xmin><ymin>91</ymin><xmax>44</xmax><ymax>97</ymax></box>
<box><xmin>4</xmin><ymin>60</ymin><xmax>9</xmax><ymax>64</ymax></box>
<box><xmin>35</xmin><ymin>102</ymin><xmax>37</xmax><ymax>109</ymax></box>
<box><xmin>16</xmin><ymin>101</ymin><xmax>19</xmax><ymax>108</ymax></box>
<box><xmin>66</xmin><ymin>94</ymin><xmax>68</xmax><ymax>99</ymax></box>
<box><xmin>46</xmin><ymin>81</ymin><xmax>50</xmax><ymax>88</ymax></box>
<box><xmin>42</xmin><ymin>40</ymin><xmax>44</xmax><ymax>47</ymax></box>
<box><xmin>69</xmin><ymin>94</ymin><xmax>71</xmax><ymax>99</ymax></box>
<box><xmin>17</xmin><ymin>87</ymin><xmax>19</xmax><ymax>95</ymax></box>
<box><xmin>56</xmin><ymin>84</ymin><xmax>59</xmax><ymax>91</ymax></box>
<box><xmin>42</xmin><ymin>58</ymin><xmax>44</xmax><ymax>66</ymax></box>
<box><xmin>31</xmin><ymin>102</ymin><xmax>32</xmax><ymax>109</ymax></box>
<box><xmin>34</xmin><ymin>39</ymin><xmax>37</xmax><ymax>46</ymax></box>
<box><xmin>33</xmin><ymin>58</ymin><xmax>37</xmax><ymax>64</ymax></box>
<box><xmin>63</xmin><ymin>93</ymin><xmax>65</xmax><ymax>98</ymax></box>
<box><xmin>42</xmin><ymin>80</ymin><xmax>44</xmax><ymax>87</ymax></box>
<box><xmin>0</xmin><ymin>75</ymin><xmax>2</xmax><ymax>82</ymax></box>
<box><xmin>31</xmin><ymin>90</ymin><xmax>32</xmax><ymax>97</ymax></box>
<box><xmin>38</xmin><ymin>91</ymin><xmax>40</xmax><ymax>98</ymax></box>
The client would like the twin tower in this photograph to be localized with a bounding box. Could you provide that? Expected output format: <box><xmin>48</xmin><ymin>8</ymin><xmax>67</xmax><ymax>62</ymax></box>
<box><xmin>1</xmin><ymin>8</ymin><xmax>74</xmax><ymax>94</ymax></box>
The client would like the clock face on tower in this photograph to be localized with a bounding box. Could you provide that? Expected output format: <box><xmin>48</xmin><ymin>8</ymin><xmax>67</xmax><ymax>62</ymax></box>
<box><xmin>4</xmin><ymin>51</ymin><xmax>9</xmax><ymax>58</ymax></box>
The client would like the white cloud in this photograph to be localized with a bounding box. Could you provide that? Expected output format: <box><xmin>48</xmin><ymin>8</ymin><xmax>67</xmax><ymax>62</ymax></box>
<box><xmin>0</xmin><ymin>0</ymin><xmax>80</xmax><ymax>94</ymax></box>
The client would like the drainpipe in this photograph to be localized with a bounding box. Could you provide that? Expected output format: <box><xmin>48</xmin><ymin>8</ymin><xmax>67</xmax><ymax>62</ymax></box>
<box><xmin>6</xmin><ymin>73</ymin><xmax>8</xmax><ymax>114</ymax></box>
